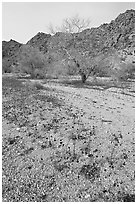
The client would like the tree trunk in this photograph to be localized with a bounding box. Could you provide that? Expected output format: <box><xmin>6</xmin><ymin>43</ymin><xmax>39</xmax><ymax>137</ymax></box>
<box><xmin>81</xmin><ymin>73</ymin><xmax>87</xmax><ymax>83</ymax></box>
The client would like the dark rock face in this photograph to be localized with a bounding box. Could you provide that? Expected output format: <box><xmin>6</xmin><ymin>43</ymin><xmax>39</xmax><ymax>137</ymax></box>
<box><xmin>72</xmin><ymin>9</ymin><xmax>135</xmax><ymax>56</ymax></box>
<box><xmin>2</xmin><ymin>39</ymin><xmax>22</xmax><ymax>58</ymax></box>
<box><xmin>2</xmin><ymin>40</ymin><xmax>23</xmax><ymax>71</ymax></box>
<box><xmin>26</xmin><ymin>32</ymin><xmax>51</xmax><ymax>53</ymax></box>
<box><xmin>2</xmin><ymin>9</ymin><xmax>135</xmax><ymax>71</ymax></box>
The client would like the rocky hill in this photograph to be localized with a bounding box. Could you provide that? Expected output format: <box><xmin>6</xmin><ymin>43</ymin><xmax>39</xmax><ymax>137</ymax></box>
<box><xmin>26</xmin><ymin>9</ymin><xmax>135</xmax><ymax>58</ymax></box>
<box><xmin>2</xmin><ymin>39</ymin><xmax>22</xmax><ymax>58</ymax></box>
<box><xmin>2</xmin><ymin>9</ymin><xmax>135</xmax><ymax>74</ymax></box>
<box><xmin>2</xmin><ymin>39</ymin><xmax>23</xmax><ymax>71</ymax></box>
<box><xmin>27</xmin><ymin>32</ymin><xmax>51</xmax><ymax>53</ymax></box>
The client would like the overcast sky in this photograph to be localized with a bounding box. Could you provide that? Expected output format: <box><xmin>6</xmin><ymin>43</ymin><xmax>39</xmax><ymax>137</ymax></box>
<box><xmin>2</xmin><ymin>2</ymin><xmax>135</xmax><ymax>44</ymax></box>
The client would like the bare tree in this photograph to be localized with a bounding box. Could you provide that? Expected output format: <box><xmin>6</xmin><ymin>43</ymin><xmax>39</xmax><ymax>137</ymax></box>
<box><xmin>48</xmin><ymin>23</ymin><xmax>56</xmax><ymax>35</ymax></box>
<box><xmin>61</xmin><ymin>47</ymin><xmax>106</xmax><ymax>83</ymax></box>
<box><xmin>72</xmin><ymin>52</ymin><xmax>107</xmax><ymax>83</ymax></box>
<box><xmin>68</xmin><ymin>14</ymin><xmax>91</xmax><ymax>33</ymax></box>
<box><xmin>48</xmin><ymin>15</ymin><xmax>113</xmax><ymax>83</ymax></box>
<box><xmin>48</xmin><ymin>14</ymin><xmax>91</xmax><ymax>34</ymax></box>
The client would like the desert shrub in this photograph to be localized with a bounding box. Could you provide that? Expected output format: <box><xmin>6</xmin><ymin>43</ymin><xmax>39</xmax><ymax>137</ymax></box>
<box><xmin>66</xmin><ymin>65</ymin><xmax>75</xmax><ymax>76</ymax></box>
<box><xmin>19</xmin><ymin>45</ymin><xmax>47</xmax><ymax>78</ymax></box>
<box><xmin>94</xmin><ymin>58</ymin><xmax>112</xmax><ymax>78</ymax></box>
<box><xmin>111</xmin><ymin>62</ymin><xmax>135</xmax><ymax>82</ymax></box>
<box><xmin>67</xmin><ymin>60</ymin><xmax>78</xmax><ymax>76</ymax></box>
<box><xmin>46</xmin><ymin>59</ymin><xmax>68</xmax><ymax>78</ymax></box>
<box><xmin>2</xmin><ymin>58</ymin><xmax>12</xmax><ymax>73</ymax></box>
<box><xmin>33</xmin><ymin>69</ymin><xmax>46</xmax><ymax>79</ymax></box>
<box><xmin>33</xmin><ymin>82</ymin><xmax>45</xmax><ymax>90</ymax></box>
<box><xmin>97</xmin><ymin>49</ymin><xmax>135</xmax><ymax>82</ymax></box>
<box><xmin>119</xmin><ymin>63</ymin><xmax>135</xmax><ymax>80</ymax></box>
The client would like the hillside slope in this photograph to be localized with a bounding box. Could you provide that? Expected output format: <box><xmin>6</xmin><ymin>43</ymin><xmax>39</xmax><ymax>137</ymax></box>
<box><xmin>27</xmin><ymin>9</ymin><xmax>135</xmax><ymax>59</ymax></box>
<box><xmin>2</xmin><ymin>9</ymin><xmax>135</xmax><ymax>74</ymax></box>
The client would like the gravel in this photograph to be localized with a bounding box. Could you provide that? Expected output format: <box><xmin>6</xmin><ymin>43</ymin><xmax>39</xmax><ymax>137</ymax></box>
<box><xmin>2</xmin><ymin>75</ymin><xmax>135</xmax><ymax>202</ymax></box>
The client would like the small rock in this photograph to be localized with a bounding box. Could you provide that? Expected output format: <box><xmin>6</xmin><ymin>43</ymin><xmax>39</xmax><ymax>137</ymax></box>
<box><xmin>85</xmin><ymin>194</ymin><xmax>90</xmax><ymax>199</ymax></box>
<box><xmin>16</xmin><ymin>127</ymin><xmax>20</xmax><ymax>131</ymax></box>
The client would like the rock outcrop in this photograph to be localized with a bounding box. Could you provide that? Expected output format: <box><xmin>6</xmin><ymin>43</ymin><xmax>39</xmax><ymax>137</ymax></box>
<box><xmin>26</xmin><ymin>32</ymin><xmax>51</xmax><ymax>53</ymax></box>
<box><xmin>2</xmin><ymin>39</ymin><xmax>22</xmax><ymax>58</ymax></box>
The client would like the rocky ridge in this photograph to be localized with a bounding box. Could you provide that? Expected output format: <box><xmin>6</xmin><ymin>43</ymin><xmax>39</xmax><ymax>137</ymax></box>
<box><xmin>26</xmin><ymin>9</ymin><xmax>135</xmax><ymax>58</ymax></box>
<box><xmin>2</xmin><ymin>39</ymin><xmax>22</xmax><ymax>58</ymax></box>
<box><xmin>2</xmin><ymin>9</ymin><xmax>135</xmax><ymax>72</ymax></box>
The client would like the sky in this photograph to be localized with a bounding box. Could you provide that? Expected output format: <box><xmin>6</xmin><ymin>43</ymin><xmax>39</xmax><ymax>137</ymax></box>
<box><xmin>2</xmin><ymin>1</ymin><xmax>135</xmax><ymax>44</ymax></box>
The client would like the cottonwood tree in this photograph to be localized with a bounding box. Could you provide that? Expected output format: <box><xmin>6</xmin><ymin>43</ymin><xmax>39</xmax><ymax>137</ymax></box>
<box><xmin>48</xmin><ymin>14</ymin><xmax>91</xmax><ymax>34</ymax></box>
<box><xmin>49</xmin><ymin>15</ymin><xmax>125</xmax><ymax>83</ymax></box>
<box><xmin>61</xmin><ymin>47</ymin><xmax>108</xmax><ymax>83</ymax></box>
<box><xmin>48</xmin><ymin>15</ymin><xmax>107</xmax><ymax>83</ymax></box>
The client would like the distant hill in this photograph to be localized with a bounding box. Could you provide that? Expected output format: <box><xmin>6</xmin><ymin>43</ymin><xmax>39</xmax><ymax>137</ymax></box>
<box><xmin>2</xmin><ymin>9</ymin><xmax>135</xmax><ymax>75</ymax></box>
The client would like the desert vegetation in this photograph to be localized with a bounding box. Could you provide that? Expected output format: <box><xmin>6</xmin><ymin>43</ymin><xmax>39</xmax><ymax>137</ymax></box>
<box><xmin>2</xmin><ymin>9</ymin><xmax>135</xmax><ymax>202</ymax></box>
<box><xmin>2</xmin><ymin>43</ymin><xmax>135</xmax><ymax>84</ymax></box>
<box><xmin>2</xmin><ymin>10</ymin><xmax>135</xmax><ymax>83</ymax></box>
<box><xmin>16</xmin><ymin>45</ymin><xmax>48</xmax><ymax>79</ymax></box>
